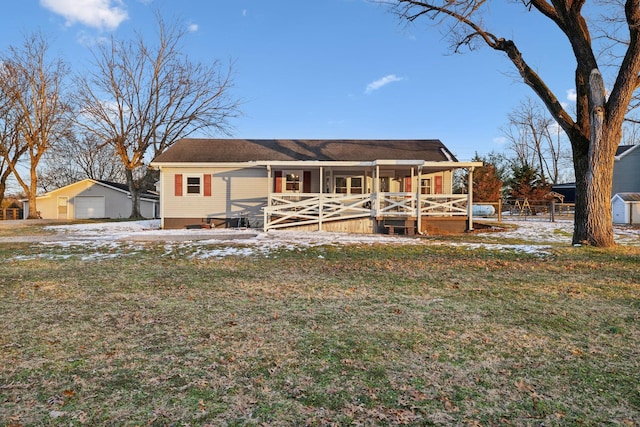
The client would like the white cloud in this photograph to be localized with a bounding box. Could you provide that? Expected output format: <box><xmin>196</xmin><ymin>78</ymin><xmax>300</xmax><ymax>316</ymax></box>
<box><xmin>76</xmin><ymin>31</ymin><xmax>109</xmax><ymax>47</ymax></box>
<box><xmin>187</xmin><ymin>23</ymin><xmax>199</xmax><ymax>33</ymax></box>
<box><xmin>566</xmin><ymin>89</ymin><xmax>577</xmax><ymax>102</ymax></box>
<box><xmin>365</xmin><ymin>74</ymin><xmax>403</xmax><ymax>94</ymax></box>
<box><xmin>40</xmin><ymin>0</ymin><xmax>128</xmax><ymax>31</ymax></box>
<box><xmin>493</xmin><ymin>136</ymin><xmax>507</xmax><ymax>145</ymax></box>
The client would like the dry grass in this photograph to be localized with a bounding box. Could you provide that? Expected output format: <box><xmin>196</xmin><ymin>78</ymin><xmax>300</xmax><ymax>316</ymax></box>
<box><xmin>1</xmin><ymin>233</ymin><xmax>639</xmax><ymax>426</ymax></box>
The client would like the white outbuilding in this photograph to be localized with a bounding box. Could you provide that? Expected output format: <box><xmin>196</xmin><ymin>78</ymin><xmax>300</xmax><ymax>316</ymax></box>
<box><xmin>611</xmin><ymin>193</ymin><xmax>640</xmax><ymax>225</ymax></box>
<box><xmin>23</xmin><ymin>179</ymin><xmax>159</xmax><ymax>220</ymax></box>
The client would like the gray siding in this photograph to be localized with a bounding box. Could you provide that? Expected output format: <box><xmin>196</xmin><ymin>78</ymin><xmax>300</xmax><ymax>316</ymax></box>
<box><xmin>613</xmin><ymin>147</ymin><xmax>640</xmax><ymax>195</ymax></box>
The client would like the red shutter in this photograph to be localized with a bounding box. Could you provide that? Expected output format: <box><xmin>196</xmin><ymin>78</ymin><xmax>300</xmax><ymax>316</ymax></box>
<box><xmin>274</xmin><ymin>171</ymin><xmax>282</xmax><ymax>193</ymax></box>
<box><xmin>435</xmin><ymin>175</ymin><xmax>443</xmax><ymax>194</ymax></box>
<box><xmin>404</xmin><ymin>176</ymin><xmax>412</xmax><ymax>192</ymax></box>
<box><xmin>203</xmin><ymin>174</ymin><xmax>212</xmax><ymax>196</ymax></box>
<box><xmin>174</xmin><ymin>174</ymin><xmax>183</xmax><ymax>196</ymax></box>
<box><xmin>303</xmin><ymin>171</ymin><xmax>311</xmax><ymax>193</ymax></box>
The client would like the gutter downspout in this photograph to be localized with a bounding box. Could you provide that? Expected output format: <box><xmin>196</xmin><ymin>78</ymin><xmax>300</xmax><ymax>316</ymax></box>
<box><xmin>159</xmin><ymin>168</ymin><xmax>165</xmax><ymax>229</ymax></box>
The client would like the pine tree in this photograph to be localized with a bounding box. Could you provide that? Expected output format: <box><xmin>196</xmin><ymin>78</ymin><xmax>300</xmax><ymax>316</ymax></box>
<box><xmin>508</xmin><ymin>163</ymin><xmax>550</xmax><ymax>202</ymax></box>
<box><xmin>473</xmin><ymin>163</ymin><xmax>503</xmax><ymax>202</ymax></box>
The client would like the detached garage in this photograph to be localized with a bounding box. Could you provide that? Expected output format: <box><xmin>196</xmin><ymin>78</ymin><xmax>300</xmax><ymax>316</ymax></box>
<box><xmin>24</xmin><ymin>179</ymin><xmax>159</xmax><ymax>220</ymax></box>
<box><xmin>612</xmin><ymin>193</ymin><xmax>640</xmax><ymax>225</ymax></box>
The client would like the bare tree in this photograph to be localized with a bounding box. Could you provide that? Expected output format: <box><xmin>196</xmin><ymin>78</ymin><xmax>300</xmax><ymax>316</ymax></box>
<box><xmin>387</xmin><ymin>0</ymin><xmax>640</xmax><ymax>246</ymax></box>
<box><xmin>621</xmin><ymin>120</ymin><xmax>640</xmax><ymax>144</ymax></box>
<box><xmin>0</xmin><ymin>111</ymin><xmax>27</xmax><ymax>208</ymax></box>
<box><xmin>502</xmin><ymin>99</ymin><xmax>571</xmax><ymax>184</ymax></box>
<box><xmin>0</xmin><ymin>32</ymin><xmax>73</xmax><ymax>218</ymax></box>
<box><xmin>75</xmin><ymin>13</ymin><xmax>241</xmax><ymax>218</ymax></box>
<box><xmin>596</xmin><ymin>0</ymin><xmax>640</xmax><ymax>125</ymax></box>
<box><xmin>38</xmin><ymin>132</ymin><xmax>126</xmax><ymax>192</ymax></box>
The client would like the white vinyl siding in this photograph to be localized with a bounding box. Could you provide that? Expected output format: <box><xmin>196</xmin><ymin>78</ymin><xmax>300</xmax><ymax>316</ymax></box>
<box><xmin>161</xmin><ymin>167</ymin><xmax>268</xmax><ymax>221</ymax></box>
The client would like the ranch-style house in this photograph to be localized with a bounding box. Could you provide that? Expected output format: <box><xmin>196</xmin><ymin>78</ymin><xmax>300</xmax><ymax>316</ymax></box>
<box><xmin>150</xmin><ymin>139</ymin><xmax>483</xmax><ymax>235</ymax></box>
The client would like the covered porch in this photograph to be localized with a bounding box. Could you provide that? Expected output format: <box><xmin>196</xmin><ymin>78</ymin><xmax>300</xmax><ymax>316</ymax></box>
<box><xmin>261</xmin><ymin>159</ymin><xmax>482</xmax><ymax>234</ymax></box>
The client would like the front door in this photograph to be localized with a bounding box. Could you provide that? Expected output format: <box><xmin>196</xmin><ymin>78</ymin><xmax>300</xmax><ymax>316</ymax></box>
<box><xmin>57</xmin><ymin>197</ymin><xmax>68</xmax><ymax>219</ymax></box>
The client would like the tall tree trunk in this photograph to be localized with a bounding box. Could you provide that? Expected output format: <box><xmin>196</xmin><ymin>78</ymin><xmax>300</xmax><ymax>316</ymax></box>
<box><xmin>0</xmin><ymin>180</ymin><xmax>5</xmax><ymax>208</ymax></box>
<box><xmin>28</xmin><ymin>160</ymin><xmax>39</xmax><ymax>219</ymax></box>
<box><xmin>572</xmin><ymin>146</ymin><xmax>588</xmax><ymax>245</ymax></box>
<box><xmin>125</xmin><ymin>169</ymin><xmax>143</xmax><ymax>219</ymax></box>
<box><xmin>573</xmin><ymin>70</ymin><xmax>616</xmax><ymax>247</ymax></box>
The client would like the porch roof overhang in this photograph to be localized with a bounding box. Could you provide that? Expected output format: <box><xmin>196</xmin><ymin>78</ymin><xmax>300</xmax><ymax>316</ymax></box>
<box><xmin>151</xmin><ymin>160</ymin><xmax>483</xmax><ymax>173</ymax></box>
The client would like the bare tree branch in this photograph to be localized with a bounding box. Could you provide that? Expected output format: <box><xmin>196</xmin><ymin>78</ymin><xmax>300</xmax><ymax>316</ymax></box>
<box><xmin>0</xmin><ymin>31</ymin><xmax>73</xmax><ymax>217</ymax></box>
<box><xmin>75</xmin><ymin>12</ymin><xmax>242</xmax><ymax>218</ymax></box>
<box><xmin>385</xmin><ymin>0</ymin><xmax>640</xmax><ymax>246</ymax></box>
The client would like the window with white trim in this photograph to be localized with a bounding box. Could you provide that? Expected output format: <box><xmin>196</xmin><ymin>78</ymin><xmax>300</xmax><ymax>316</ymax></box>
<box><xmin>186</xmin><ymin>176</ymin><xmax>201</xmax><ymax>195</ymax></box>
<box><xmin>421</xmin><ymin>178</ymin><xmax>432</xmax><ymax>195</ymax></box>
<box><xmin>350</xmin><ymin>177</ymin><xmax>363</xmax><ymax>194</ymax></box>
<box><xmin>335</xmin><ymin>176</ymin><xmax>347</xmax><ymax>194</ymax></box>
<box><xmin>334</xmin><ymin>176</ymin><xmax>364</xmax><ymax>194</ymax></box>
<box><xmin>284</xmin><ymin>171</ymin><xmax>302</xmax><ymax>193</ymax></box>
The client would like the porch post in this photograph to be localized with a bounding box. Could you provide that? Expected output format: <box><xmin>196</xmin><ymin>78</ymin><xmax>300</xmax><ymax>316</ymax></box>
<box><xmin>375</xmin><ymin>165</ymin><xmax>380</xmax><ymax>215</ymax></box>
<box><xmin>467</xmin><ymin>167</ymin><xmax>475</xmax><ymax>231</ymax></box>
<box><xmin>319</xmin><ymin>167</ymin><xmax>323</xmax><ymax>231</ymax></box>
<box><xmin>416</xmin><ymin>165</ymin><xmax>422</xmax><ymax>234</ymax></box>
<box><xmin>265</xmin><ymin>165</ymin><xmax>272</xmax><ymax>232</ymax></box>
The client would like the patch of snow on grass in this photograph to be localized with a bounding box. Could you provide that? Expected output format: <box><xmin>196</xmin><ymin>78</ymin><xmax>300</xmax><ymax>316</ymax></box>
<box><xmin>9</xmin><ymin>218</ymin><xmax>634</xmax><ymax>261</ymax></box>
<box><xmin>486</xmin><ymin>219</ymin><xmax>574</xmax><ymax>243</ymax></box>
<box><xmin>449</xmin><ymin>242</ymin><xmax>554</xmax><ymax>256</ymax></box>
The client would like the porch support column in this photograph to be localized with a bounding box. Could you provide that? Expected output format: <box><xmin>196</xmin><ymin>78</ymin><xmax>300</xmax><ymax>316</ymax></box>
<box><xmin>319</xmin><ymin>167</ymin><xmax>323</xmax><ymax>231</ymax></box>
<box><xmin>467</xmin><ymin>167</ymin><xmax>475</xmax><ymax>231</ymax></box>
<box><xmin>411</xmin><ymin>167</ymin><xmax>415</xmax><ymax>212</ymax></box>
<box><xmin>375</xmin><ymin>165</ymin><xmax>380</xmax><ymax>215</ymax></box>
<box><xmin>265</xmin><ymin>165</ymin><xmax>272</xmax><ymax>232</ymax></box>
<box><xmin>416</xmin><ymin>165</ymin><xmax>422</xmax><ymax>234</ymax></box>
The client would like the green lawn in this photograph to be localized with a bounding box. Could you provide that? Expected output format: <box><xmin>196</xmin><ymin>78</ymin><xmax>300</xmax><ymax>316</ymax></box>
<box><xmin>1</xmin><ymin>228</ymin><xmax>639</xmax><ymax>426</ymax></box>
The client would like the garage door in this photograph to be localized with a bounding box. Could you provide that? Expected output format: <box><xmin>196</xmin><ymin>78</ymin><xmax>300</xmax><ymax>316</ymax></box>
<box><xmin>75</xmin><ymin>196</ymin><xmax>105</xmax><ymax>219</ymax></box>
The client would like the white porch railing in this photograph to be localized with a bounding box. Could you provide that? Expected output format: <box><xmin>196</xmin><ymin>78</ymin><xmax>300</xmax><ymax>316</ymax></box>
<box><xmin>263</xmin><ymin>192</ymin><xmax>470</xmax><ymax>230</ymax></box>
<box><xmin>418</xmin><ymin>194</ymin><xmax>469</xmax><ymax>216</ymax></box>
<box><xmin>374</xmin><ymin>193</ymin><xmax>468</xmax><ymax>216</ymax></box>
<box><xmin>264</xmin><ymin>193</ymin><xmax>372</xmax><ymax>230</ymax></box>
<box><xmin>375</xmin><ymin>192</ymin><xmax>416</xmax><ymax>216</ymax></box>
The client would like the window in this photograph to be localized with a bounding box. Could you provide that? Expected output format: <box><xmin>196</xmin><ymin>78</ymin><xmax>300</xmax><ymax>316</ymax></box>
<box><xmin>350</xmin><ymin>177</ymin><xmax>363</xmax><ymax>194</ymax></box>
<box><xmin>421</xmin><ymin>178</ymin><xmax>432</xmax><ymax>195</ymax></box>
<box><xmin>335</xmin><ymin>177</ymin><xmax>347</xmax><ymax>194</ymax></box>
<box><xmin>334</xmin><ymin>176</ymin><xmax>363</xmax><ymax>194</ymax></box>
<box><xmin>284</xmin><ymin>171</ymin><xmax>302</xmax><ymax>193</ymax></box>
<box><xmin>186</xmin><ymin>176</ymin><xmax>201</xmax><ymax>194</ymax></box>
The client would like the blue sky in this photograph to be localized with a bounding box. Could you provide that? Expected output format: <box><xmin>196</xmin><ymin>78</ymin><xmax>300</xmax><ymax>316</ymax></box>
<box><xmin>1</xmin><ymin>0</ymin><xmax>578</xmax><ymax>161</ymax></box>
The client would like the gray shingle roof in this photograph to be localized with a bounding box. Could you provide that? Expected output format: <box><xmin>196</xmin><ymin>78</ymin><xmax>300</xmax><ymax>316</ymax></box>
<box><xmin>614</xmin><ymin>192</ymin><xmax>640</xmax><ymax>202</ymax></box>
<box><xmin>152</xmin><ymin>139</ymin><xmax>458</xmax><ymax>163</ymax></box>
<box><xmin>616</xmin><ymin>144</ymin><xmax>638</xmax><ymax>157</ymax></box>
